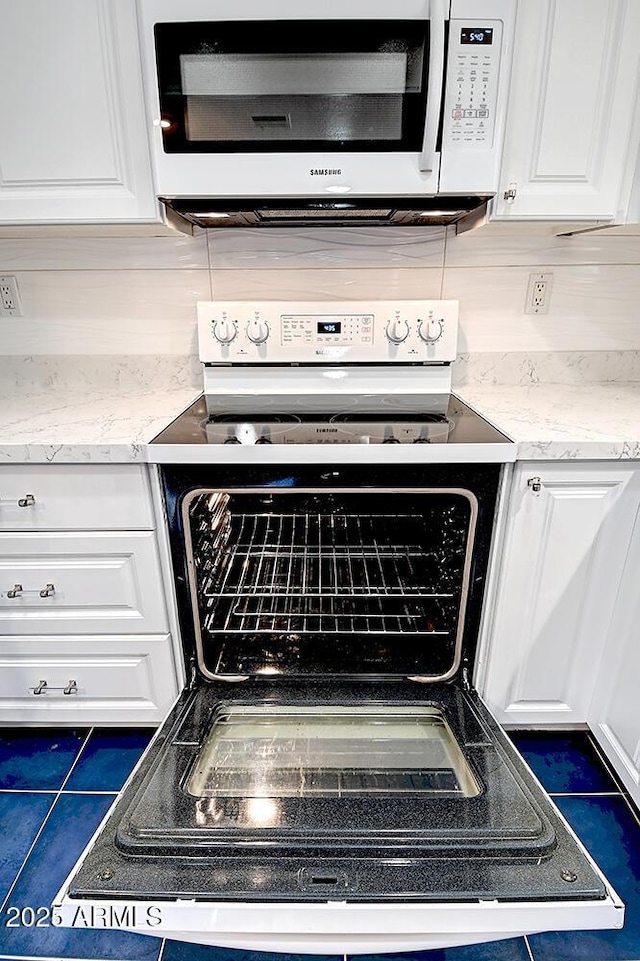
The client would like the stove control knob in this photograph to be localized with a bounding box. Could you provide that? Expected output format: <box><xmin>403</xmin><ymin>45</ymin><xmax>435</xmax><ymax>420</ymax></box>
<box><xmin>246</xmin><ymin>319</ymin><xmax>270</xmax><ymax>344</ymax></box>
<box><xmin>413</xmin><ymin>438</ymin><xmax>431</xmax><ymax>444</ymax></box>
<box><xmin>386</xmin><ymin>318</ymin><xmax>410</xmax><ymax>344</ymax></box>
<box><xmin>224</xmin><ymin>436</ymin><xmax>241</xmax><ymax>444</ymax></box>
<box><xmin>383</xmin><ymin>437</ymin><xmax>401</xmax><ymax>444</ymax></box>
<box><xmin>255</xmin><ymin>437</ymin><xmax>272</xmax><ymax>444</ymax></box>
<box><xmin>212</xmin><ymin>319</ymin><xmax>237</xmax><ymax>344</ymax></box>
<box><xmin>418</xmin><ymin>318</ymin><xmax>444</xmax><ymax>343</ymax></box>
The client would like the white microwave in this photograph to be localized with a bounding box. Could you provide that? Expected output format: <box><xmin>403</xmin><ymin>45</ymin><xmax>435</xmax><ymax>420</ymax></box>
<box><xmin>137</xmin><ymin>0</ymin><xmax>516</xmax><ymax>228</ymax></box>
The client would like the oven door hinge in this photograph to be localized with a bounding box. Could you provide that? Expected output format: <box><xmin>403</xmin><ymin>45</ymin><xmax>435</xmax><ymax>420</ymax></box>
<box><xmin>462</xmin><ymin>665</ymin><xmax>472</xmax><ymax>692</ymax></box>
<box><xmin>187</xmin><ymin>657</ymin><xmax>199</xmax><ymax>690</ymax></box>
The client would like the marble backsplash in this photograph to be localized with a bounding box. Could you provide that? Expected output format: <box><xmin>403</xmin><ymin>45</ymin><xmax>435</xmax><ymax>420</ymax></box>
<box><xmin>452</xmin><ymin>350</ymin><xmax>640</xmax><ymax>386</ymax></box>
<box><xmin>2</xmin><ymin>349</ymin><xmax>640</xmax><ymax>395</ymax></box>
<box><xmin>0</xmin><ymin>354</ymin><xmax>202</xmax><ymax>393</ymax></box>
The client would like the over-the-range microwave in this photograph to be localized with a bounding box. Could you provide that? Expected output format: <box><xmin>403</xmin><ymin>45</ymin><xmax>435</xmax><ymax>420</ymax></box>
<box><xmin>137</xmin><ymin>0</ymin><xmax>516</xmax><ymax>229</ymax></box>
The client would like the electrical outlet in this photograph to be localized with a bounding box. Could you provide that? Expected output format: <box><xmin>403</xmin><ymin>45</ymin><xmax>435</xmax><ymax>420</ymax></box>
<box><xmin>0</xmin><ymin>276</ymin><xmax>22</xmax><ymax>317</ymax></box>
<box><xmin>525</xmin><ymin>272</ymin><xmax>553</xmax><ymax>315</ymax></box>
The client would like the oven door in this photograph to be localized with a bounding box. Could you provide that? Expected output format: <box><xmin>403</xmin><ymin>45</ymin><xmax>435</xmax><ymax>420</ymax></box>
<box><xmin>139</xmin><ymin>0</ymin><xmax>448</xmax><ymax>197</ymax></box>
<box><xmin>54</xmin><ymin>678</ymin><xmax>623</xmax><ymax>955</ymax></box>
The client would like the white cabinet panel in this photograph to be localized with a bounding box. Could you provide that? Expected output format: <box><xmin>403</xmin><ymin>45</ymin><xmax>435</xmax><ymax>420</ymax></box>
<box><xmin>0</xmin><ymin>0</ymin><xmax>157</xmax><ymax>223</ymax></box>
<box><xmin>0</xmin><ymin>635</ymin><xmax>178</xmax><ymax>724</ymax></box>
<box><xmin>588</xmin><ymin>497</ymin><xmax>640</xmax><ymax>808</ymax></box>
<box><xmin>482</xmin><ymin>462</ymin><xmax>640</xmax><ymax>725</ymax></box>
<box><xmin>0</xmin><ymin>531</ymin><xmax>168</xmax><ymax>635</ymax></box>
<box><xmin>493</xmin><ymin>0</ymin><xmax>640</xmax><ymax>221</ymax></box>
<box><xmin>0</xmin><ymin>465</ymin><xmax>153</xmax><ymax>530</ymax></box>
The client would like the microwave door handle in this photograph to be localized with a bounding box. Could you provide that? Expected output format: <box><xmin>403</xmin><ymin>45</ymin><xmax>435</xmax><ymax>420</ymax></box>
<box><xmin>419</xmin><ymin>0</ymin><xmax>447</xmax><ymax>173</ymax></box>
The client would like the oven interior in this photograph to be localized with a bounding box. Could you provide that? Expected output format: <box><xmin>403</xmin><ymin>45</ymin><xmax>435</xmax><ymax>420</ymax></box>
<box><xmin>185</xmin><ymin>488</ymin><xmax>475</xmax><ymax>679</ymax></box>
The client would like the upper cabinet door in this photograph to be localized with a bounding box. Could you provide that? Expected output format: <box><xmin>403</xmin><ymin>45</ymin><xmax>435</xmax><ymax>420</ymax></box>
<box><xmin>492</xmin><ymin>0</ymin><xmax>640</xmax><ymax>221</ymax></box>
<box><xmin>0</xmin><ymin>0</ymin><xmax>158</xmax><ymax>223</ymax></box>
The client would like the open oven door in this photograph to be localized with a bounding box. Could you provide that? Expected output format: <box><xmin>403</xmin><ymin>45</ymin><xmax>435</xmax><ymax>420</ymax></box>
<box><xmin>53</xmin><ymin>677</ymin><xmax>624</xmax><ymax>955</ymax></box>
<box><xmin>55</xmin><ymin>470</ymin><xmax>623</xmax><ymax>953</ymax></box>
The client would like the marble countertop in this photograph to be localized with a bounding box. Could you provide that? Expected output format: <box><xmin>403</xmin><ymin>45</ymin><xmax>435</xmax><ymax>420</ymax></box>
<box><xmin>456</xmin><ymin>382</ymin><xmax>640</xmax><ymax>460</ymax></box>
<box><xmin>2</xmin><ymin>352</ymin><xmax>640</xmax><ymax>463</ymax></box>
<box><xmin>0</xmin><ymin>385</ymin><xmax>201</xmax><ymax>463</ymax></box>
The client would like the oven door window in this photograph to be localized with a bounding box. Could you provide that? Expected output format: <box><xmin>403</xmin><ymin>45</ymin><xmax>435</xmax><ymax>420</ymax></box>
<box><xmin>187</xmin><ymin>705</ymin><xmax>481</xmax><ymax>798</ymax></box>
<box><xmin>154</xmin><ymin>21</ymin><xmax>429</xmax><ymax>153</ymax></box>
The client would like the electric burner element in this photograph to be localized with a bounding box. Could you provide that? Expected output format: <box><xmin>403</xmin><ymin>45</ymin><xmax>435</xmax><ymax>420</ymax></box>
<box><xmin>211</xmin><ymin>413</ymin><xmax>302</xmax><ymax>424</ymax></box>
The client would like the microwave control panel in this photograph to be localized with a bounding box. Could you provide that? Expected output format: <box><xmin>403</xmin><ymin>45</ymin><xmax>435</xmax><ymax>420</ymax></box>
<box><xmin>197</xmin><ymin>300</ymin><xmax>459</xmax><ymax>364</ymax></box>
<box><xmin>442</xmin><ymin>19</ymin><xmax>504</xmax><ymax>149</ymax></box>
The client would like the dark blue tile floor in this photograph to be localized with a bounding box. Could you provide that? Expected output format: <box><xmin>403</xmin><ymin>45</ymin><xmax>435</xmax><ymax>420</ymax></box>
<box><xmin>0</xmin><ymin>727</ymin><xmax>637</xmax><ymax>961</ymax></box>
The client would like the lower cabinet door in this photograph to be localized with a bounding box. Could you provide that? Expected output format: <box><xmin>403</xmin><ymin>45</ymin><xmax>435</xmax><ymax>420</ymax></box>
<box><xmin>0</xmin><ymin>531</ymin><xmax>168</xmax><ymax>635</ymax></box>
<box><xmin>54</xmin><ymin>680</ymin><xmax>623</xmax><ymax>954</ymax></box>
<box><xmin>587</xmin><ymin>482</ymin><xmax>640</xmax><ymax>809</ymax></box>
<box><xmin>0</xmin><ymin>635</ymin><xmax>178</xmax><ymax>724</ymax></box>
<box><xmin>482</xmin><ymin>462</ymin><xmax>640</xmax><ymax>725</ymax></box>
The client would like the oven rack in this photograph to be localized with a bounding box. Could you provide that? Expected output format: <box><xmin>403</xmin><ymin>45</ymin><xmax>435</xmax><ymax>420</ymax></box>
<box><xmin>204</xmin><ymin>594</ymin><xmax>452</xmax><ymax>636</ymax></box>
<box><xmin>198</xmin><ymin>512</ymin><xmax>462</xmax><ymax>600</ymax></box>
<box><xmin>195</xmin><ymin>511</ymin><xmax>462</xmax><ymax>636</ymax></box>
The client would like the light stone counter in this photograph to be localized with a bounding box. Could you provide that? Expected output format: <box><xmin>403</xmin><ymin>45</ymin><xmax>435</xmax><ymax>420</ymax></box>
<box><xmin>456</xmin><ymin>382</ymin><xmax>640</xmax><ymax>460</ymax></box>
<box><xmin>0</xmin><ymin>385</ymin><xmax>201</xmax><ymax>463</ymax></box>
<box><xmin>2</xmin><ymin>353</ymin><xmax>640</xmax><ymax>463</ymax></box>
<box><xmin>0</xmin><ymin>356</ymin><xmax>201</xmax><ymax>463</ymax></box>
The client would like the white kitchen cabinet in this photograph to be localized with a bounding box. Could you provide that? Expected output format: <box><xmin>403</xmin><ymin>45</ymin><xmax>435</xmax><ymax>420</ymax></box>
<box><xmin>588</xmin><ymin>502</ymin><xmax>640</xmax><ymax>808</ymax></box>
<box><xmin>0</xmin><ymin>464</ymin><xmax>180</xmax><ymax>724</ymax></box>
<box><xmin>0</xmin><ymin>0</ymin><xmax>157</xmax><ymax>224</ymax></box>
<box><xmin>481</xmin><ymin>462</ymin><xmax>640</xmax><ymax>726</ymax></box>
<box><xmin>0</xmin><ymin>530</ymin><xmax>168</xmax><ymax>636</ymax></box>
<box><xmin>0</xmin><ymin>465</ymin><xmax>153</xmax><ymax>530</ymax></box>
<box><xmin>0</xmin><ymin>635</ymin><xmax>177</xmax><ymax>725</ymax></box>
<box><xmin>492</xmin><ymin>0</ymin><xmax>640</xmax><ymax>222</ymax></box>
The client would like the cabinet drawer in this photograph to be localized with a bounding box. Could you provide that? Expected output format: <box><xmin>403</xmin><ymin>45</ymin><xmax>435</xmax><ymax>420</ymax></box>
<box><xmin>0</xmin><ymin>531</ymin><xmax>168</xmax><ymax>635</ymax></box>
<box><xmin>0</xmin><ymin>466</ymin><xmax>153</xmax><ymax>530</ymax></box>
<box><xmin>0</xmin><ymin>635</ymin><xmax>178</xmax><ymax>724</ymax></box>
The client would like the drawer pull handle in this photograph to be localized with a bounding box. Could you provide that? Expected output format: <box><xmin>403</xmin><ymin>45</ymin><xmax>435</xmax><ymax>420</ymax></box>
<box><xmin>0</xmin><ymin>494</ymin><xmax>36</xmax><ymax>508</ymax></box>
<box><xmin>527</xmin><ymin>476</ymin><xmax>543</xmax><ymax>493</ymax></box>
<box><xmin>5</xmin><ymin>583</ymin><xmax>55</xmax><ymax>599</ymax></box>
<box><xmin>30</xmin><ymin>679</ymin><xmax>79</xmax><ymax>696</ymax></box>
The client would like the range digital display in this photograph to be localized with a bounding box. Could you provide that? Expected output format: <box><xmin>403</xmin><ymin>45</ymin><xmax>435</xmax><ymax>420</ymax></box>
<box><xmin>460</xmin><ymin>27</ymin><xmax>494</xmax><ymax>44</ymax></box>
<box><xmin>317</xmin><ymin>322</ymin><xmax>342</xmax><ymax>334</ymax></box>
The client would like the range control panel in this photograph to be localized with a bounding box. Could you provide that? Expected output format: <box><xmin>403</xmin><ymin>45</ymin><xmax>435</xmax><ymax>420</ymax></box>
<box><xmin>442</xmin><ymin>19</ymin><xmax>503</xmax><ymax>149</ymax></box>
<box><xmin>197</xmin><ymin>300</ymin><xmax>459</xmax><ymax>364</ymax></box>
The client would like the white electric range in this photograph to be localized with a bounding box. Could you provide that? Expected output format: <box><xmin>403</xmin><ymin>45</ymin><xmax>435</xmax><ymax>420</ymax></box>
<box><xmin>149</xmin><ymin>299</ymin><xmax>514</xmax><ymax>464</ymax></box>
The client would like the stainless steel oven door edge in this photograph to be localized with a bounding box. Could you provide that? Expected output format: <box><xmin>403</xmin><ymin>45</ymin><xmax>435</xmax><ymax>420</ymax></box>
<box><xmin>53</xmin><ymin>684</ymin><xmax>624</xmax><ymax>955</ymax></box>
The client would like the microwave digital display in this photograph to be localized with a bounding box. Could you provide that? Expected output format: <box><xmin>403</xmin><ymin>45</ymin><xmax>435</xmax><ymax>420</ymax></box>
<box><xmin>460</xmin><ymin>27</ymin><xmax>494</xmax><ymax>44</ymax></box>
<box><xmin>317</xmin><ymin>322</ymin><xmax>342</xmax><ymax>334</ymax></box>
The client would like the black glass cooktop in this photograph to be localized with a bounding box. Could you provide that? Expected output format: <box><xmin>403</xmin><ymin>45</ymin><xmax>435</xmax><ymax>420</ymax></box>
<box><xmin>152</xmin><ymin>394</ymin><xmax>511</xmax><ymax>446</ymax></box>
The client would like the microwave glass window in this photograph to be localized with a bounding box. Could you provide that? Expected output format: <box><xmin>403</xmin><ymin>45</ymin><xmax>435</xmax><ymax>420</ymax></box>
<box><xmin>187</xmin><ymin>705</ymin><xmax>481</xmax><ymax>799</ymax></box>
<box><xmin>154</xmin><ymin>21</ymin><xmax>429</xmax><ymax>153</ymax></box>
